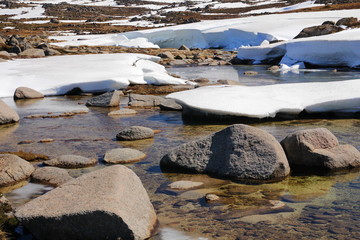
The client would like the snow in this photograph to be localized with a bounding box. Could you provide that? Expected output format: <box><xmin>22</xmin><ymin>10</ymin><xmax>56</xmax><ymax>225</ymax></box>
<box><xmin>248</xmin><ymin>0</ymin><xmax>323</xmax><ymax>14</ymax></box>
<box><xmin>237</xmin><ymin>28</ymin><xmax>360</xmax><ymax>68</ymax></box>
<box><xmin>0</xmin><ymin>54</ymin><xmax>193</xmax><ymax>98</ymax></box>
<box><xmin>50</xmin><ymin>9</ymin><xmax>360</xmax><ymax>49</ymax></box>
<box><xmin>167</xmin><ymin>80</ymin><xmax>360</xmax><ymax>118</ymax></box>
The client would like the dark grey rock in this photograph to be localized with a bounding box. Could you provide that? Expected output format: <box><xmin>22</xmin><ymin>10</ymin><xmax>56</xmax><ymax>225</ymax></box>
<box><xmin>15</xmin><ymin>166</ymin><xmax>158</xmax><ymax>240</ymax></box>
<box><xmin>116</xmin><ymin>126</ymin><xmax>154</xmax><ymax>141</ymax></box>
<box><xmin>86</xmin><ymin>91</ymin><xmax>121</xmax><ymax>107</ymax></box>
<box><xmin>161</xmin><ymin>124</ymin><xmax>290</xmax><ymax>181</ymax></box>
<box><xmin>281</xmin><ymin>128</ymin><xmax>360</xmax><ymax>170</ymax></box>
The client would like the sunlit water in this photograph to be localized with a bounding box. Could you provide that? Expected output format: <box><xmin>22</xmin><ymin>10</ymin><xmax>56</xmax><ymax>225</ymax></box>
<box><xmin>0</xmin><ymin>65</ymin><xmax>359</xmax><ymax>240</ymax></box>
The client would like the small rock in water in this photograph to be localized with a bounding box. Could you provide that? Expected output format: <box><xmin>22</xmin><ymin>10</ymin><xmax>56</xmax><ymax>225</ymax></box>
<box><xmin>168</xmin><ymin>180</ymin><xmax>204</xmax><ymax>190</ymax></box>
<box><xmin>0</xmin><ymin>154</ymin><xmax>35</xmax><ymax>187</ymax></box>
<box><xmin>205</xmin><ymin>193</ymin><xmax>220</xmax><ymax>201</ymax></box>
<box><xmin>14</xmin><ymin>87</ymin><xmax>44</xmax><ymax>99</ymax></box>
<box><xmin>39</xmin><ymin>138</ymin><xmax>54</xmax><ymax>143</ymax></box>
<box><xmin>44</xmin><ymin>155</ymin><xmax>97</xmax><ymax>169</ymax></box>
<box><xmin>0</xmin><ymin>100</ymin><xmax>20</xmax><ymax>125</ymax></box>
<box><xmin>31</xmin><ymin>167</ymin><xmax>74</xmax><ymax>187</ymax></box>
<box><xmin>108</xmin><ymin>109</ymin><xmax>137</xmax><ymax>116</ymax></box>
<box><xmin>217</xmin><ymin>80</ymin><xmax>242</xmax><ymax>85</ymax></box>
<box><xmin>128</xmin><ymin>94</ymin><xmax>165</xmax><ymax>107</ymax></box>
<box><xmin>159</xmin><ymin>99</ymin><xmax>182</xmax><ymax>111</ymax></box>
<box><xmin>244</xmin><ymin>71</ymin><xmax>258</xmax><ymax>76</ymax></box>
<box><xmin>86</xmin><ymin>91</ymin><xmax>121</xmax><ymax>107</ymax></box>
<box><xmin>267</xmin><ymin>65</ymin><xmax>280</xmax><ymax>71</ymax></box>
<box><xmin>104</xmin><ymin>148</ymin><xmax>146</xmax><ymax>164</ymax></box>
<box><xmin>116</xmin><ymin>126</ymin><xmax>155</xmax><ymax>141</ymax></box>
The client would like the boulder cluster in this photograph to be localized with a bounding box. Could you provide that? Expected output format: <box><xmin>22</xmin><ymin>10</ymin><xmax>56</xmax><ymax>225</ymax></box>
<box><xmin>161</xmin><ymin>124</ymin><xmax>360</xmax><ymax>181</ymax></box>
<box><xmin>0</xmin><ymin>35</ymin><xmax>61</xmax><ymax>59</ymax></box>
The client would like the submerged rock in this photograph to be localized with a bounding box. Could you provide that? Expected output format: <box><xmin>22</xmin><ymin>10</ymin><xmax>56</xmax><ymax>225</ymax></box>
<box><xmin>0</xmin><ymin>154</ymin><xmax>35</xmax><ymax>187</ymax></box>
<box><xmin>168</xmin><ymin>180</ymin><xmax>204</xmax><ymax>190</ymax></box>
<box><xmin>108</xmin><ymin>109</ymin><xmax>137</xmax><ymax>116</ymax></box>
<box><xmin>116</xmin><ymin>126</ymin><xmax>155</xmax><ymax>141</ymax></box>
<box><xmin>0</xmin><ymin>100</ymin><xmax>20</xmax><ymax>125</ymax></box>
<box><xmin>44</xmin><ymin>155</ymin><xmax>97</xmax><ymax>168</ymax></box>
<box><xmin>15</xmin><ymin>165</ymin><xmax>158</xmax><ymax>240</ymax></box>
<box><xmin>14</xmin><ymin>87</ymin><xmax>44</xmax><ymax>99</ymax></box>
<box><xmin>86</xmin><ymin>91</ymin><xmax>121</xmax><ymax>107</ymax></box>
<box><xmin>161</xmin><ymin>124</ymin><xmax>290</xmax><ymax>181</ymax></box>
<box><xmin>104</xmin><ymin>148</ymin><xmax>146</xmax><ymax>164</ymax></box>
<box><xmin>31</xmin><ymin>167</ymin><xmax>74</xmax><ymax>186</ymax></box>
<box><xmin>281</xmin><ymin>128</ymin><xmax>360</xmax><ymax>170</ymax></box>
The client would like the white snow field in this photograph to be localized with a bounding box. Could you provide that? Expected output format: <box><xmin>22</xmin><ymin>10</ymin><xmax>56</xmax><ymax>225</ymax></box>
<box><xmin>0</xmin><ymin>54</ymin><xmax>192</xmax><ymax>98</ymax></box>
<box><xmin>167</xmin><ymin>80</ymin><xmax>360</xmax><ymax>118</ymax></box>
<box><xmin>51</xmin><ymin>9</ymin><xmax>360</xmax><ymax>49</ymax></box>
<box><xmin>237</xmin><ymin>28</ymin><xmax>360</xmax><ymax>68</ymax></box>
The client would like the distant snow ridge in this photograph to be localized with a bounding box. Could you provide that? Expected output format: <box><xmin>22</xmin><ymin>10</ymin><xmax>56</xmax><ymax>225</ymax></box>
<box><xmin>167</xmin><ymin>80</ymin><xmax>360</xmax><ymax>119</ymax></box>
<box><xmin>237</xmin><ymin>28</ymin><xmax>360</xmax><ymax>69</ymax></box>
<box><xmin>0</xmin><ymin>54</ymin><xmax>192</xmax><ymax>98</ymax></box>
<box><xmin>51</xmin><ymin>9</ymin><xmax>360</xmax><ymax>50</ymax></box>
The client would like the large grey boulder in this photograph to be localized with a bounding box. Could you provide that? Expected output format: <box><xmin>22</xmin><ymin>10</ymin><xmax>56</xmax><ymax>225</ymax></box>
<box><xmin>0</xmin><ymin>154</ymin><xmax>35</xmax><ymax>187</ymax></box>
<box><xmin>160</xmin><ymin>124</ymin><xmax>290</xmax><ymax>181</ymax></box>
<box><xmin>44</xmin><ymin>155</ymin><xmax>97</xmax><ymax>169</ymax></box>
<box><xmin>14</xmin><ymin>87</ymin><xmax>44</xmax><ymax>99</ymax></box>
<box><xmin>0</xmin><ymin>100</ymin><xmax>20</xmax><ymax>125</ymax></box>
<box><xmin>116</xmin><ymin>126</ymin><xmax>154</xmax><ymax>141</ymax></box>
<box><xmin>86</xmin><ymin>91</ymin><xmax>121</xmax><ymax>107</ymax></box>
<box><xmin>128</xmin><ymin>94</ymin><xmax>165</xmax><ymax>107</ymax></box>
<box><xmin>281</xmin><ymin>128</ymin><xmax>360</xmax><ymax>170</ymax></box>
<box><xmin>31</xmin><ymin>167</ymin><xmax>74</xmax><ymax>186</ymax></box>
<box><xmin>15</xmin><ymin>165</ymin><xmax>158</xmax><ymax>240</ymax></box>
<box><xmin>104</xmin><ymin>148</ymin><xmax>146</xmax><ymax>164</ymax></box>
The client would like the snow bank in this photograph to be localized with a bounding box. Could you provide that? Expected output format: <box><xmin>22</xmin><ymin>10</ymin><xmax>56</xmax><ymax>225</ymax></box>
<box><xmin>0</xmin><ymin>54</ymin><xmax>192</xmax><ymax>98</ymax></box>
<box><xmin>51</xmin><ymin>9</ymin><xmax>360</xmax><ymax>49</ymax></box>
<box><xmin>237</xmin><ymin>28</ymin><xmax>360</xmax><ymax>68</ymax></box>
<box><xmin>167</xmin><ymin>80</ymin><xmax>360</xmax><ymax>119</ymax></box>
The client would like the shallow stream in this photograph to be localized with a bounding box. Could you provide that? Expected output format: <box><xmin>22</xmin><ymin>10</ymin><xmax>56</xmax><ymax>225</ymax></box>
<box><xmin>0</xmin><ymin>65</ymin><xmax>359</xmax><ymax>240</ymax></box>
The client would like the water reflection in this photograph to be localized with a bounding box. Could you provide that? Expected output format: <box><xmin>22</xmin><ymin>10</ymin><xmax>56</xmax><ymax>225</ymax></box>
<box><xmin>168</xmin><ymin>65</ymin><xmax>360</xmax><ymax>86</ymax></box>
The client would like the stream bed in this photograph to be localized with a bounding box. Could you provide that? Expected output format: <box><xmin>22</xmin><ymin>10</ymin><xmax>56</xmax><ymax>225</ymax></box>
<box><xmin>0</xmin><ymin>65</ymin><xmax>359</xmax><ymax>240</ymax></box>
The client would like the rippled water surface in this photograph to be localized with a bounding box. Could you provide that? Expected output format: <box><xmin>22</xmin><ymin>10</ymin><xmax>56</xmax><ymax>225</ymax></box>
<box><xmin>1</xmin><ymin>66</ymin><xmax>360</xmax><ymax>240</ymax></box>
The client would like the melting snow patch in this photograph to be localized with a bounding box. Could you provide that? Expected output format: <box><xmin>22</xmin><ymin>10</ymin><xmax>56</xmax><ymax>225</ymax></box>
<box><xmin>0</xmin><ymin>53</ymin><xmax>192</xmax><ymax>97</ymax></box>
<box><xmin>167</xmin><ymin>80</ymin><xmax>360</xmax><ymax>119</ymax></box>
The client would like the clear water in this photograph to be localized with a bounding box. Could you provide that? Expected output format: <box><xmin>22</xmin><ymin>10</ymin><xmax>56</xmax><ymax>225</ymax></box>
<box><xmin>0</xmin><ymin>66</ymin><xmax>359</xmax><ymax>240</ymax></box>
<box><xmin>167</xmin><ymin>65</ymin><xmax>360</xmax><ymax>85</ymax></box>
